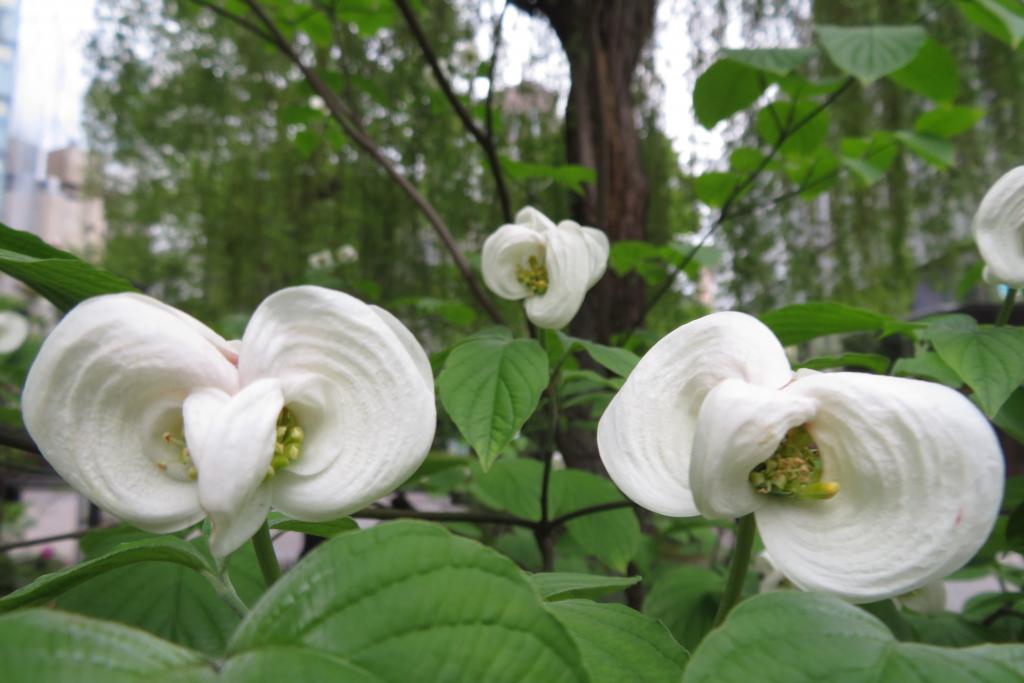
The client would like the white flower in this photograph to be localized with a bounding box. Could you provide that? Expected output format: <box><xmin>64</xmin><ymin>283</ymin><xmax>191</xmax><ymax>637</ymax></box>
<box><xmin>597</xmin><ymin>311</ymin><xmax>1004</xmax><ymax>602</ymax></box>
<box><xmin>0</xmin><ymin>311</ymin><xmax>28</xmax><ymax>353</ymax></box>
<box><xmin>307</xmin><ymin>248</ymin><xmax>335</xmax><ymax>270</ymax></box>
<box><xmin>335</xmin><ymin>244</ymin><xmax>359</xmax><ymax>264</ymax></box>
<box><xmin>481</xmin><ymin>207</ymin><xmax>609</xmax><ymax>329</ymax></box>
<box><xmin>972</xmin><ymin>166</ymin><xmax>1024</xmax><ymax>288</ymax></box>
<box><xmin>22</xmin><ymin>286</ymin><xmax>436</xmax><ymax>557</ymax></box>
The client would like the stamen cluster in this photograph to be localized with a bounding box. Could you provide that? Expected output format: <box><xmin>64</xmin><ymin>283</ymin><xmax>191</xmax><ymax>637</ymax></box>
<box><xmin>515</xmin><ymin>255</ymin><xmax>549</xmax><ymax>295</ymax></box>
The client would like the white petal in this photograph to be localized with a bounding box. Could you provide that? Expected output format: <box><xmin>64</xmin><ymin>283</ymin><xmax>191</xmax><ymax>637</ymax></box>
<box><xmin>972</xmin><ymin>166</ymin><xmax>1024</xmax><ymax>288</ymax></box>
<box><xmin>577</xmin><ymin>224</ymin><xmax>610</xmax><ymax>288</ymax></box>
<box><xmin>523</xmin><ymin>223</ymin><xmax>592</xmax><ymax>329</ymax></box>
<box><xmin>514</xmin><ymin>206</ymin><xmax>557</xmax><ymax>232</ymax></box>
<box><xmin>22</xmin><ymin>294</ymin><xmax>238</xmax><ymax>533</ymax></box>
<box><xmin>237</xmin><ymin>286</ymin><xmax>436</xmax><ymax>520</ymax></box>
<box><xmin>758</xmin><ymin>372</ymin><xmax>1004</xmax><ymax>602</ymax></box>
<box><xmin>690</xmin><ymin>379</ymin><xmax>817</xmax><ymax>519</ymax></box>
<box><xmin>597</xmin><ymin>312</ymin><xmax>793</xmax><ymax>516</ymax></box>
<box><xmin>186</xmin><ymin>378</ymin><xmax>283</xmax><ymax>558</ymax></box>
<box><xmin>119</xmin><ymin>292</ymin><xmax>240</xmax><ymax>365</ymax></box>
<box><xmin>369</xmin><ymin>305</ymin><xmax>433</xmax><ymax>391</ymax></box>
<box><xmin>182</xmin><ymin>387</ymin><xmax>230</xmax><ymax>469</ymax></box>
<box><xmin>897</xmin><ymin>580</ymin><xmax>947</xmax><ymax>614</ymax></box>
<box><xmin>481</xmin><ymin>224</ymin><xmax>546</xmax><ymax>301</ymax></box>
<box><xmin>0</xmin><ymin>311</ymin><xmax>28</xmax><ymax>353</ymax></box>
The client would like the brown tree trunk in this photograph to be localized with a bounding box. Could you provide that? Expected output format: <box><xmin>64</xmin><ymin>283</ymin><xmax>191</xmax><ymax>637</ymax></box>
<box><xmin>511</xmin><ymin>0</ymin><xmax>657</xmax><ymax>342</ymax></box>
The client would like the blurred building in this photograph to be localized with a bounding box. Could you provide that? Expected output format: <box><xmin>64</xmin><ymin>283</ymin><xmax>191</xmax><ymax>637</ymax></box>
<box><xmin>0</xmin><ymin>0</ymin><xmax>18</xmax><ymax>218</ymax></box>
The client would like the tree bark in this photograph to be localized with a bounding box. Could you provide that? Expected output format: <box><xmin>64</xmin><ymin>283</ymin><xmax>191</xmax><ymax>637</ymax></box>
<box><xmin>511</xmin><ymin>0</ymin><xmax>657</xmax><ymax>342</ymax></box>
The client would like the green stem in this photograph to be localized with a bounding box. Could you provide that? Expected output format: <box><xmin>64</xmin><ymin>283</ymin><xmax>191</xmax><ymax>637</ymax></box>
<box><xmin>252</xmin><ymin>520</ymin><xmax>282</xmax><ymax>587</ymax></box>
<box><xmin>712</xmin><ymin>514</ymin><xmax>756</xmax><ymax>628</ymax></box>
<box><xmin>205</xmin><ymin>571</ymin><xmax>248</xmax><ymax>617</ymax></box>
<box><xmin>996</xmin><ymin>288</ymin><xmax>1017</xmax><ymax>327</ymax></box>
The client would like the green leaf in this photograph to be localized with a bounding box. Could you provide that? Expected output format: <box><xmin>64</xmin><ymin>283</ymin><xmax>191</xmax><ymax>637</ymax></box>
<box><xmin>550</xmin><ymin>469</ymin><xmax>640</xmax><ymax>573</ymax></box>
<box><xmin>0</xmin><ymin>222</ymin><xmax>135</xmax><ymax>311</ymax></box>
<box><xmin>755</xmin><ymin>100</ymin><xmax>830</xmax><ymax>158</ymax></box>
<box><xmin>1006</xmin><ymin>499</ymin><xmax>1024</xmax><ymax>553</ymax></box>
<box><xmin>0</xmin><ymin>537</ymin><xmax>211</xmax><ymax>612</ymax></box>
<box><xmin>643</xmin><ymin>565</ymin><xmax>724</xmax><ymax>651</ymax></box>
<box><xmin>992</xmin><ymin>388</ymin><xmax>1024</xmax><ymax>447</ymax></box>
<box><xmin>470</xmin><ymin>457</ymin><xmax>543</xmax><ymax>521</ymax></box>
<box><xmin>927</xmin><ymin>319</ymin><xmax>1024</xmax><ymax>416</ymax></box>
<box><xmin>895</xmin><ymin>130</ymin><xmax>956</xmax><ymax>168</ymax></box>
<box><xmin>816</xmin><ymin>24</ymin><xmax>928</xmax><ymax>84</ymax></box>
<box><xmin>500</xmin><ymin>158</ymin><xmax>596</xmax><ymax>195</ymax></box>
<box><xmin>914</xmin><ymin>106</ymin><xmax>985</xmax><ymax>139</ymax></box>
<box><xmin>570</xmin><ymin>338</ymin><xmax>640</xmax><ymax>378</ymax></box>
<box><xmin>694</xmin><ymin>171</ymin><xmax>742</xmax><ymax>208</ymax></box>
<box><xmin>719</xmin><ymin>47</ymin><xmax>817</xmax><ymax>75</ymax></box>
<box><xmin>729</xmin><ymin>147</ymin><xmax>765</xmax><ymax>173</ymax></box>
<box><xmin>220</xmin><ymin>648</ymin><xmax>386</xmax><ymax>683</ymax></box>
<box><xmin>841</xmin><ymin>155</ymin><xmax>886</xmax><ymax>186</ymax></box>
<box><xmin>438</xmin><ymin>330</ymin><xmax>549</xmax><ymax>470</ymax></box>
<box><xmin>548</xmin><ymin>600</ymin><xmax>688</xmax><ymax>683</ymax></box>
<box><xmin>958</xmin><ymin>0</ymin><xmax>1024</xmax><ymax>48</ymax></box>
<box><xmin>337</xmin><ymin>0</ymin><xmax>400</xmax><ymax>37</ymax></box>
<box><xmin>693</xmin><ymin>59</ymin><xmax>766</xmax><ymax>128</ymax></box>
<box><xmin>293</xmin><ymin>130</ymin><xmax>320</xmax><ymax>158</ymax></box>
<box><xmin>267</xmin><ymin>513</ymin><xmax>358</xmax><ymax>538</ymax></box>
<box><xmin>889</xmin><ymin>37</ymin><xmax>960</xmax><ymax>102</ymax></box>
<box><xmin>683</xmin><ymin>592</ymin><xmax>1024</xmax><ymax>683</ymax></box>
<box><xmin>530</xmin><ymin>572</ymin><xmax>642</xmax><ymax>601</ymax></box>
<box><xmin>229</xmin><ymin>521</ymin><xmax>588</xmax><ymax>683</ymax></box>
<box><xmin>0</xmin><ymin>609</ymin><xmax>212</xmax><ymax>683</ymax></box>
<box><xmin>759</xmin><ymin>301</ymin><xmax>916</xmax><ymax>346</ymax></box>
<box><xmin>892</xmin><ymin>351</ymin><xmax>963</xmax><ymax>387</ymax></box>
<box><xmin>278</xmin><ymin>104</ymin><xmax>322</xmax><ymax>126</ymax></box>
<box><xmin>795</xmin><ymin>352</ymin><xmax>890</xmax><ymax>373</ymax></box>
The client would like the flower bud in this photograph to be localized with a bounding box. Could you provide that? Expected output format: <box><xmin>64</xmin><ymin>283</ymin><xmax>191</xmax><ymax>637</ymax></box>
<box><xmin>972</xmin><ymin>166</ymin><xmax>1024</xmax><ymax>288</ymax></box>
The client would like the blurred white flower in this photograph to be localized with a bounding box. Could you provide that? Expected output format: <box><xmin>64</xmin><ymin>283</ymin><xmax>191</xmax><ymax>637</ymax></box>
<box><xmin>0</xmin><ymin>311</ymin><xmax>28</xmax><ymax>353</ymax></box>
<box><xmin>482</xmin><ymin>207</ymin><xmax>608</xmax><ymax>329</ymax></box>
<box><xmin>307</xmin><ymin>248</ymin><xmax>335</xmax><ymax>270</ymax></box>
<box><xmin>23</xmin><ymin>286</ymin><xmax>436</xmax><ymax>557</ymax></box>
<box><xmin>597</xmin><ymin>311</ymin><xmax>1004</xmax><ymax>602</ymax></box>
<box><xmin>972</xmin><ymin>166</ymin><xmax>1024</xmax><ymax>288</ymax></box>
<box><xmin>335</xmin><ymin>244</ymin><xmax>359</xmax><ymax>264</ymax></box>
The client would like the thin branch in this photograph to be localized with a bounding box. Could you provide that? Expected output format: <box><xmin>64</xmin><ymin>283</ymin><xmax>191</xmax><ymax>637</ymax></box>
<box><xmin>548</xmin><ymin>500</ymin><xmax>634</xmax><ymax>528</ymax></box>
<box><xmin>188</xmin><ymin>0</ymin><xmax>275</xmax><ymax>42</ymax></box>
<box><xmin>0</xmin><ymin>425</ymin><xmax>40</xmax><ymax>455</ymax></box>
<box><xmin>0</xmin><ymin>527</ymin><xmax>108</xmax><ymax>552</ymax></box>
<box><xmin>484</xmin><ymin>3</ymin><xmax>508</xmax><ymax>158</ymax></box>
<box><xmin>353</xmin><ymin>507</ymin><xmax>533</xmax><ymax>527</ymax></box>
<box><xmin>394</xmin><ymin>0</ymin><xmax>512</xmax><ymax>222</ymax></box>
<box><xmin>192</xmin><ymin>0</ymin><xmax>503</xmax><ymax>324</ymax></box>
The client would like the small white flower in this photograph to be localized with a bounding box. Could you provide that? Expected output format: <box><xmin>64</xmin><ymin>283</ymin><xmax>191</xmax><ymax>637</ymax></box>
<box><xmin>482</xmin><ymin>207</ymin><xmax>609</xmax><ymax>329</ymax></box>
<box><xmin>972</xmin><ymin>166</ymin><xmax>1024</xmax><ymax>288</ymax></box>
<box><xmin>307</xmin><ymin>249</ymin><xmax>335</xmax><ymax>270</ymax></box>
<box><xmin>335</xmin><ymin>244</ymin><xmax>359</xmax><ymax>264</ymax></box>
<box><xmin>0</xmin><ymin>311</ymin><xmax>28</xmax><ymax>353</ymax></box>
<box><xmin>23</xmin><ymin>286</ymin><xmax>436</xmax><ymax>557</ymax></box>
<box><xmin>597</xmin><ymin>312</ymin><xmax>1004</xmax><ymax>602</ymax></box>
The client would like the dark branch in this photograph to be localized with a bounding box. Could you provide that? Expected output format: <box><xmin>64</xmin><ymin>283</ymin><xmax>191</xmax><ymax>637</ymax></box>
<box><xmin>549</xmin><ymin>500</ymin><xmax>634</xmax><ymax>528</ymax></box>
<box><xmin>353</xmin><ymin>507</ymin><xmax>533</xmax><ymax>527</ymax></box>
<box><xmin>188</xmin><ymin>0</ymin><xmax>275</xmax><ymax>42</ymax></box>
<box><xmin>394</xmin><ymin>0</ymin><xmax>512</xmax><ymax>222</ymax></box>
<box><xmin>0</xmin><ymin>425</ymin><xmax>40</xmax><ymax>455</ymax></box>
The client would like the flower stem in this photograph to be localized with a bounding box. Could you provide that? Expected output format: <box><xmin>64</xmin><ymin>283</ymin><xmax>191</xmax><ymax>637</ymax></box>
<box><xmin>712</xmin><ymin>514</ymin><xmax>756</xmax><ymax>628</ymax></box>
<box><xmin>206</xmin><ymin>570</ymin><xmax>249</xmax><ymax>617</ymax></box>
<box><xmin>252</xmin><ymin>520</ymin><xmax>281</xmax><ymax>587</ymax></box>
<box><xmin>996</xmin><ymin>288</ymin><xmax>1017</xmax><ymax>327</ymax></box>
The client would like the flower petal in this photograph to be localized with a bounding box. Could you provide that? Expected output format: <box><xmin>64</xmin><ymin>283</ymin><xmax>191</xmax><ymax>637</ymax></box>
<box><xmin>369</xmin><ymin>305</ymin><xmax>433</xmax><ymax>391</ymax></box>
<box><xmin>0</xmin><ymin>311</ymin><xmax>28</xmax><ymax>354</ymax></box>
<box><xmin>598</xmin><ymin>312</ymin><xmax>793</xmax><ymax>516</ymax></box>
<box><xmin>515</xmin><ymin>206</ymin><xmax>557</xmax><ymax>233</ymax></box>
<box><xmin>22</xmin><ymin>294</ymin><xmax>237</xmax><ymax>533</ymax></box>
<box><xmin>237</xmin><ymin>286</ymin><xmax>436</xmax><ymax>520</ymax></box>
<box><xmin>757</xmin><ymin>372</ymin><xmax>1004</xmax><ymax>602</ymax></box>
<box><xmin>972</xmin><ymin>166</ymin><xmax>1024</xmax><ymax>288</ymax></box>
<box><xmin>690</xmin><ymin>378</ymin><xmax>817</xmax><ymax>519</ymax></box>
<box><xmin>481</xmin><ymin>224</ymin><xmax>546</xmax><ymax>300</ymax></box>
<box><xmin>185</xmin><ymin>378</ymin><xmax>283</xmax><ymax>558</ymax></box>
<box><xmin>120</xmin><ymin>292</ymin><xmax>240</xmax><ymax>364</ymax></box>
<box><xmin>523</xmin><ymin>223</ymin><xmax>592</xmax><ymax>329</ymax></box>
<box><xmin>578</xmin><ymin>224</ymin><xmax>610</xmax><ymax>288</ymax></box>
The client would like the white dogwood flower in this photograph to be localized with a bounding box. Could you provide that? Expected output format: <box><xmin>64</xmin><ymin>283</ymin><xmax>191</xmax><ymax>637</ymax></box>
<box><xmin>482</xmin><ymin>207</ymin><xmax>609</xmax><ymax>329</ymax></box>
<box><xmin>23</xmin><ymin>286</ymin><xmax>436</xmax><ymax>557</ymax></box>
<box><xmin>0</xmin><ymin>311</ymin><xmax>28</xmax><ymax>353</ymax></box>
<box><xmin>972</xmin><ymin>166</ymin><xmax>1024</xmax><ymax>288</ymax></box>
<box><xmin>597</xmin><ymin>311</ymin><xmax>1003</xmax><ymax>602</ymax></box>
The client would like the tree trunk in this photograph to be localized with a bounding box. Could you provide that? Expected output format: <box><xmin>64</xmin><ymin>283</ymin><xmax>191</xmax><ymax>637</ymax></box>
<box><xmin>511</xmin><ymin>0</ymin><xmax>657</xmax><ymax>342</ymax></box>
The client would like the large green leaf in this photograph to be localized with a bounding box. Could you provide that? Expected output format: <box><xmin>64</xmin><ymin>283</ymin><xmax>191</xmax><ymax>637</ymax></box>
<box><xmin>500</xmin><ymin>158</ymin><xmax>597</xmax><ymax>195</ymax></box>
<box><xmin>794</xmin><ymin>352</ymin><xmax>890</xmax><ymax>374</ymax></box>
<box><xmin>569</xmin><ymin>338</ymin><xmax>641</xmax><ymax>378</ymax></box>
<box><xmin>219</xmin><ymin>648</ymin><xmax>385</xmax><ymax>683</ymax></box>
<box><xmin>683</xmin><ymin>592</ymin><xmax>1024</xmax><ymax>683</ymax></box>
<box><xmin>267</xmin><ymin>513</ymin><xmax>358</xmax><ymax>538</ymax></box>
<box><xmin>895</xmin><ymin>130</ymin><xmax>956</xmax><ymax>169</ymax></box>
<box><xmin>892</xmin><ymin>350</ymin><xmax>963</xmax><ymax>387</ymax></box>
<box><xmin>0</xmin><ymin>537</ymin><xmax>211</xmax><ymax>612</ymax></box>
<box><xmin>530</xmin><ymin>572</ymin><xmax>641</xmax><ymax>602</ymax></box>
<box><xmin>694</xmin><ymin>171</ymin><xmax>743</xmax><ymax>208</ymax></box>
<box><xmin>643</xmin><ymin>565</ymin><xmax>724</xmax><ymax>652</ymax></box>
<box><xmin>888</xmin><ymin>37</ymin><xmax>959</xmax><ymax>102</ymax></box>
<box><xmin>993</xmin><ymin>388</ymin><xmax>1024</xmax><ymax>446</ymax></box>
<box><xmin>228</xmin><ymin>521</ymin><xmax>588</xmax><ymax>683</ymax></box>
<box><xmin>756</xmin><ymin>100</ymin><xmax>830</xmax><ymax>158</ymax></box>
<box><xmin>550</xmin><ymin>469</ymin><xmax>640</xmax><ymax>574</ymax></box>
<box><xmin>927</xmin><ymin>318</ymin><xmax>1024</xmax><ymax>416</ymax></box>
<box><xmin>759</xmin><ymin>301</ymin><xmax>915</xmax><ymax>346</ymax></box>
<box><xmin>816</xmin><ymin>25</ymin><xmax>927</xmax><ymax>84</ymax></box>
<box><xmin>914</xmin><ymin>106</ymin><xmax>985</xmax><ymax>139</ymax></box>
<box><xmin>438</xmin><ymin>329</ymin><xmax>549</xmax><ymax>470</ymax></box>
<box><xmin>958</xmin><ymin>0</ymin><xmax>1024</xmax><ymax>48</ymax></box>
<box><xmin>0</xmin><ymin>222</ymin><xmax>134</xmax><ymax>311</ymax></box>
<box><xmin>0</xmin><ymin>609</ymin><xmax>212</xmax><ymax>683</ymax></box>
<box><xmin>693</xmin><ymin>59</ymin><xmax>766</xmax><ymax>128</ymax></box>
<box><xmin>719</xmin><ymin>47</ymin><xmax>817</xmax><ymax>75</ymax></box>
<box><xmin>469</xmin><ymin>457</ymin><xmax>543</xmax><ymax>521</ymax></box>
<box><xmin>548</xmin><ymin>600</ymin><xmax>688</xmax><ymax>683</ymax></box>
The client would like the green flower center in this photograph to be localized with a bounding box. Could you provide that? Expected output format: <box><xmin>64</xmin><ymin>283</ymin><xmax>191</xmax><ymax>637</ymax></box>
<box><xmin>265</xmin><ymin>407</ymin><xmax>304</xmax><ymax>480</ymax></box>
<box><xmin>516</xmin><ymin>255</ymin><xmax>549</xmax><ymax>295</ymax></box>
<box><xmin>748</xmin><ymin>426</ymin><xmax>839</xmax><ymax>500</ymax></box>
